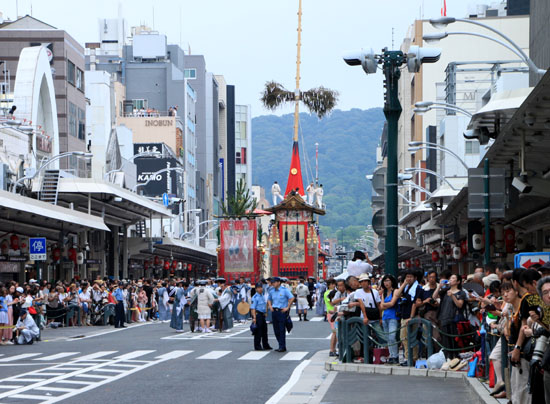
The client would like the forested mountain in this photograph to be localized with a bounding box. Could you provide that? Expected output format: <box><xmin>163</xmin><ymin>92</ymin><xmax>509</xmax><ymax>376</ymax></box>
<box><xmin>252</xmin><ymin>108</ymin><xmax>385</xmax><ymax>241</ymax></box>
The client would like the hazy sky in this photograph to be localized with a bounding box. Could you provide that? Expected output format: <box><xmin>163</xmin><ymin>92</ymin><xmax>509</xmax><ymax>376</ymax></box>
<box><xmin>3</xmin><ymin>0</ymin><xmax>472</xmax><ymax>117</ymax></box>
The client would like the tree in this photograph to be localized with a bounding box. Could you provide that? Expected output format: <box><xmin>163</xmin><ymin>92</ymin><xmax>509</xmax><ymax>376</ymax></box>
<box><xmin>221</xmin><ymin>179</ymin><xmax>257</xmax><ymax>217</ymax></box>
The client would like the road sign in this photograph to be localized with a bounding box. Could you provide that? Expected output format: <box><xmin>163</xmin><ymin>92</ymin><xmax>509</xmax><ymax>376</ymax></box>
<box><xmin>514</xmin><ymin>252</ymin><xmax>550</xmax><ymax>269</ymax></box>
<box><xmin>162</xmin><ymin>193</ymin><xmax>169</xmax><ymax>207</ymax></box>
<box><xmin>29</xmin><ymin>237</ymin><xmax>47</xmax><ymax>261</ymax></box>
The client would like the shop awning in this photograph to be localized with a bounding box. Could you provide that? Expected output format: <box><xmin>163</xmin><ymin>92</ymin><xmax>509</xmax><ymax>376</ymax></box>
<box><xmin>128</xmin><ymin>237</ymin><xmax>217</xmax><ymax>267</ymax></box>
<box><xmin>0</xmin><ymin>190</ymin><xmax>109</xmax><ymax>238</ymax></box>
<box><xmin>50</xmin><ymin>178</ymin><xmax>172</xmax><ymax>226</ymax></box>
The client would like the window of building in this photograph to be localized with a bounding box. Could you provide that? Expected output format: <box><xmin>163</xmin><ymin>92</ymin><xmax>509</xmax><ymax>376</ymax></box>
<box><xmin>76</xmin><ymin>68</ymin><xmax>84</xmax><ymax>91</ymax></box>
<box><xmin>240</xmin><ymin>121</ymin><xmax>247</xmax><ymax>139</ymax></box>
<box><xmin>67</xmin><ymin>60</ymin><xmax>75</xmax><ymax>86</ymax></box>
<box><xmin>236</xmin><ymin>151</ymin><xmax>241</xmax><ymax>164</ymax></box>
<box><xmin>132</xmin><ymin>99</ymin><xmax>148</xmax><ymax>110</ymax></box>
<box><xmin>184</xmin><ymin>68</ymin><xmax>196</xmax><ymax>79</ymax></box>
<box><xmin>68</xmin><ymin>102</ymin><xmax>77</xmax><ymax>137</ymax></box>
<box><xmin>78</xmin><ymin>108</ymin><xmax>86</xmax><ymax>140</ymax></box>
<box><xmin>241</xmin><ymin>147</ymin><xmax>247</xmax><ymax>165</ymax></box>
<box><xmin>465</xmin><ymin>140</ymin><xmax>480</xmax><ymax>154</ymax></box>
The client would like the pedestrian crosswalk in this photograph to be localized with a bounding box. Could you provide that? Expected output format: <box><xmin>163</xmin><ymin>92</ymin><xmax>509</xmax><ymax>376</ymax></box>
<box><xmin>0</xmin><ymin>349</ymin><xmax>312</xmax><ymax>402</ymax></box>
<box><xmin>0</xmin><ymin>349</ymin><xmax>312</xmax><ymax>364</ymax></box>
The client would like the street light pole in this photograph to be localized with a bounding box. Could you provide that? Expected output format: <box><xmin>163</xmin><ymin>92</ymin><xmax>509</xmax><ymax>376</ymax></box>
<box><xmin>383</xmin><ymin>50</ymin><xmax>405</xmax><ymax>277</ymax></box>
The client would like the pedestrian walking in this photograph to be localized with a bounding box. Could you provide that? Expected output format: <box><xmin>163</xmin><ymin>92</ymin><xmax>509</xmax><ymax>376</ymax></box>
<box><xmin>267</xmin><ymin>277</ymin><xmax>295</xmax><ymax>352</ymax></box>
<box><xmin>112</xmin><ymin>282</ymin><xmax>126</xmax><ymax>328</ymax></box>
<box><xmin>295</xmin><ymin>277</ymin><xmax>309</xmax><ymax>321</ymax></box>
<box><xmin>251</xmin><ymin>282</ymin><xmax>272</xmax><ymax>350</ymax></box>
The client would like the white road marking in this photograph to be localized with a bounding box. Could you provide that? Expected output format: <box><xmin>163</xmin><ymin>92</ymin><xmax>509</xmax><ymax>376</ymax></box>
<box><xmin>310</xmin><ymin>317</ymin><xmax>324</xmax><ymax>322</ymax></box>
<box><xmin>35</xmin><ymin>387</ymin><xmax>75</xmax><ymax>392</ymax></box>
<box><xmin>155</xmin><ymin>350</ymin><xmax>193</xmax><ymax>360</ymax></box>
<box><xmin>197</xmin><ymin>350</ymin><xmax>231</xmax><ymax>360</ymax></box>
<box><xmin>0</xmin><ymin>353</ymin><xmax>42</xmax><ymax>362</ymax></box>
<box><xmin>238</xmin><ymin>351</ymin><xmax>270</xmax><ymax>360</ymax></box>
<box><xmin>75</xmin><ymin>351</ymin><xmax>117</xmax><ymax>361</ymax></box>
<box><xmin>291</xmin><ymin>317</ymin><xmax>299</xmax><ymax>321</ymax></box>
<box><xmin>67</xmin><ymin>321</ymin><xmax>152</xmax><ymax>341</ymax></box>
<box><xmin>56</xmin><ymin>380</ymin><xmax>94</xmax><ymax>385</ymax></box>
<box><xmin>10</xmin><ymin>393</ymin><xmax>51</xmax><ymax>400</ymax></box>
<box><xmin>89</xmin><ymin>368</ymin><xmax>125</xmax><ymax>373</ymax></box>
<box><xmin>35</xmin><ymin>352</ymin><xmax>80</xmax><ymax>361</ymax></box>
<box><xmin>115</xmin><ymin>350</ymin><xmax>155</xmax><ymax>360</ymax></box>
<box><xmin>0</xmin><ymin>385</ymin><xmax>22</xmax><ymax>389</ymax></box>
<box><xmin>265</xmin><ymin>360</ymin><xmax>311</xmax><ymax>404</ymax></box>
<box><xmin>280</xmin><ymin>352</ymin><xmax>308</xmax><ymax>361</ymax></box>
<box><xmin>5</xmin><ymin>378</ymin><xmax>45</xmax><ymax>382</ymax></box>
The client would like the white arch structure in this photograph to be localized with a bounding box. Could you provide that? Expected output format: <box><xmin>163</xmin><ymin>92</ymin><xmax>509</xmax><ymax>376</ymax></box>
<box><xmin>13</xmin><ymin>46</ymin><xmax>59</xmax><ymax>169</ymax></box>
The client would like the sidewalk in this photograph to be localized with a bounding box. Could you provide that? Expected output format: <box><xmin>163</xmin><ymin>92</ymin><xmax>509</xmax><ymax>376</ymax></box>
<box><xmin>274</xmin><ymin>350</ymin><xmax>500</xmax><ymax>404</ymax></box>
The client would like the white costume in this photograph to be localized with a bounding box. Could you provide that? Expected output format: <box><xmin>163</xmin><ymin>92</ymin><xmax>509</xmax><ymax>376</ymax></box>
<box><xmin>16</xmin><ymin>314</ymin><xmax>40</xmax><ymax>345</ymax></box>
<box><xmin>272</xmin><ymin>183</ymin><xmax>284</xmax><ymax>206</ymax></box>
<box><xmin>191</xmin><ymin>286</ymin><xmax>215</xmax><ymax>320</ymax></box>
<box><xmin>315</xmin><ymin>186</ymin><xmax>324</xmax><ymax>208</ymax></box>
<box><xmin>296</xmin><ymin>283</ymin><xmax>310</xmax><ymax>310</ymax></box>
<box><xmin>306</xmin><ymin>184</ymin><xmax>315</xmax><ymax>205</ymax></box>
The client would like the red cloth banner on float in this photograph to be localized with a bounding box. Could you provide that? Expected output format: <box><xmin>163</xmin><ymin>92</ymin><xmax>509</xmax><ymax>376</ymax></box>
<box><xmin>219</xmin><ymin>219</ymin><xmax>259</xmax><ymax>281</ymax></box>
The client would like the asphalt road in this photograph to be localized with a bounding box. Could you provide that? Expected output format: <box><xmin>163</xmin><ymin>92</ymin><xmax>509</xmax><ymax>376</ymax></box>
<box><xmin>0</xmin><ymin>315</ymin><xmax>331</xmax><ymax>404</ymax></box>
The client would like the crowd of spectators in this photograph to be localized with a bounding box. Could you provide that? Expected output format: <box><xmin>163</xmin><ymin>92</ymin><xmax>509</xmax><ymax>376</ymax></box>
<box><xmin>323</xmin><ymin>252</ymin><xmax>550</xmax><ymax>403</ymax></box>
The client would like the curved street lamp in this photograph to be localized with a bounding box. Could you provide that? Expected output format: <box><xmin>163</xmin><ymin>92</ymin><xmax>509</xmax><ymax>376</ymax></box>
<box><xmin>408</xmin><ymin>141</ymin><xmax>469</xmax><ymax>171</ymax></box>
<box><xmin>401</xmin><ymin>180</ymin><xmax>433</xmax><ymax>197</ymax></box>
<box><xmin>428</xmin><ymin>17</ymin><xmax>545</xmax><ymax>76</ymax></box>
<box><xmin>12</xmin><ymin>151</ymin><xmax>93</xmax><ymax>194</ymax></box>
<box><xmin>104</xmin><ymin>151</ymin><xmax>162</xmax><ymax>180</ymax></box>
<box><xmin>414</xmin><ymin>101</ymin><xmax>472</xmax><ymax>117</ymax></box>
<box><xmin>404</xmin><ymin>167</ymin><xmax>461</xmax><ymax>191</ymax></box>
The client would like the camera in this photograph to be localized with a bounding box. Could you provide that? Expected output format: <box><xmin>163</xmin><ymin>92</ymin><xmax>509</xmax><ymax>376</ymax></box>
<box><xmin>530</xmin><ymin>327</ymin><xmax>550</xmax><ymax>366</ymax></box>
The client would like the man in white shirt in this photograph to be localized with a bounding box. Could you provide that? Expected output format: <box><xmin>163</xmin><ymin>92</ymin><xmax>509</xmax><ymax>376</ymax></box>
<box><xmin>353</xmin><ymin>274</ymin><xmax>381</xmax><ymax>323</ymax></box>
<box><xmin>295</xmin><ymin>278</ymin><xmax>310</xmax><ymax>321</ymax></box>
<box><xmin>315</xmin><ymin>184</ymin><xmax>324</xmax><ymax>208</ymax></box>
<box><xmin>346</xmin><ymin>251</ymin><xmax>374</xmax><ymax>277</ymax></box>
<box><xmin>271</xmin><ymin>181</ymin><xmax>284</xmax><ymax>205</ymax></box>
<box><xmin>15</xmin><ymin>309</ymin><xmax>40</xmax><ymax>345</ymax></box>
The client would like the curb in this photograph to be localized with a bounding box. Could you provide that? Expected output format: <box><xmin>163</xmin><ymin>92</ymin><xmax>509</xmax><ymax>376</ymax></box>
<box><xmin>325</xmin><ymin>362</ymin><xmax>499</xmax><ymax>404</ymax></box>
<box><xmin>273</xmin><ymin>350</ymin><xmax>333</xmax><ymax>404</ymax></box>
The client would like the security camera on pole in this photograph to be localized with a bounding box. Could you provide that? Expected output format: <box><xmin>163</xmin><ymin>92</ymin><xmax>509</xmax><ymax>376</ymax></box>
<box><xmin>343</xmin><ymin>46</ymin><xmax>441</xmax><ymax>276</ymax></box>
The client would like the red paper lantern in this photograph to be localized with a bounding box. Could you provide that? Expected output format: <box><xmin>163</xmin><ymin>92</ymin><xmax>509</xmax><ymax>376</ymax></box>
<box><xmin>163</xmin><ymin>260</ymin><xmax>170</xmax><ymax>270</ymax></box>
<box><xmin>10</xmin><ymin>235</ymin><xmax>20</xmax><ymax>250</ymax></box>
<box><xmin>68</xmin><ymin>247</ymin><xmax>77</xmax><ymax>263</ymax></box>
<box><xmin>154</xmin><ymin>256</ymin><xmax>160</xmax><ymax>266</ymax></box>
<box><xmin>172</xmin><ymin>260</ymin><xmax>178</xmax><ymax>269</ymax></box>
<box><xmin>405</xmin><ymin>259</ymin><xmax>411</xmax><ymax>268</ymax></box>
<box><xmin>52</xmin><ymin>248</ymin><xmax>61</xmax><ymax>262</ymax></box>
<box><xmin>431</xmin><ymin>250</ymin><xmax>440</xmax><ymax>262</ymax></box>
<box><xmin>414</xmin><ymin>258</ymin><xmax>421</xmax><ymax>267</ymax></box>
<box><xmin>187</xmin><ymin>264</ymin><xmax>192</xmax><ymax>271</ymax></box>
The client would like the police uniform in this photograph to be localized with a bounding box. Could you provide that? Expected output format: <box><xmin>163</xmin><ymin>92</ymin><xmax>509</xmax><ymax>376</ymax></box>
<box><xmin>268</xmin><ymin>277</ymin><xmax>294</xmax><ymax>352</ymax></box>
<box><xmin>251</xmin><ymin>283</ymin><xmax>271</xmax><ymax>351</ymax></box>
<box><xmin>113</xmin><ymin>285</ymin><xmax>125</xmax><ymax>328</ymax></box>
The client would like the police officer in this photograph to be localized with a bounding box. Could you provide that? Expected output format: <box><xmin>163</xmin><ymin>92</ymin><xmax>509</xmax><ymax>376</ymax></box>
<box><xmin>112</xmin><ymin>282</ymin><xmax>126</xmax><ymax>328</ymax></box>
<box><xmin>251</xmin><ymin>282</ymin><xmax>272</xmax><ymax>351</ymax></box>
<box><xmin>267</xmin><ymin>277</ymin><xmax>295</xmax><ymax>352</ymax></box>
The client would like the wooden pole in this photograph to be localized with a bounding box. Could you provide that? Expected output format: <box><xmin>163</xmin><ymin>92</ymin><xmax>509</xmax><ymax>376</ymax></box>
<box><xmin>293</xmin><ymin>0</ymin><xmax>302</xmax><ymax>143</ymax></box>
